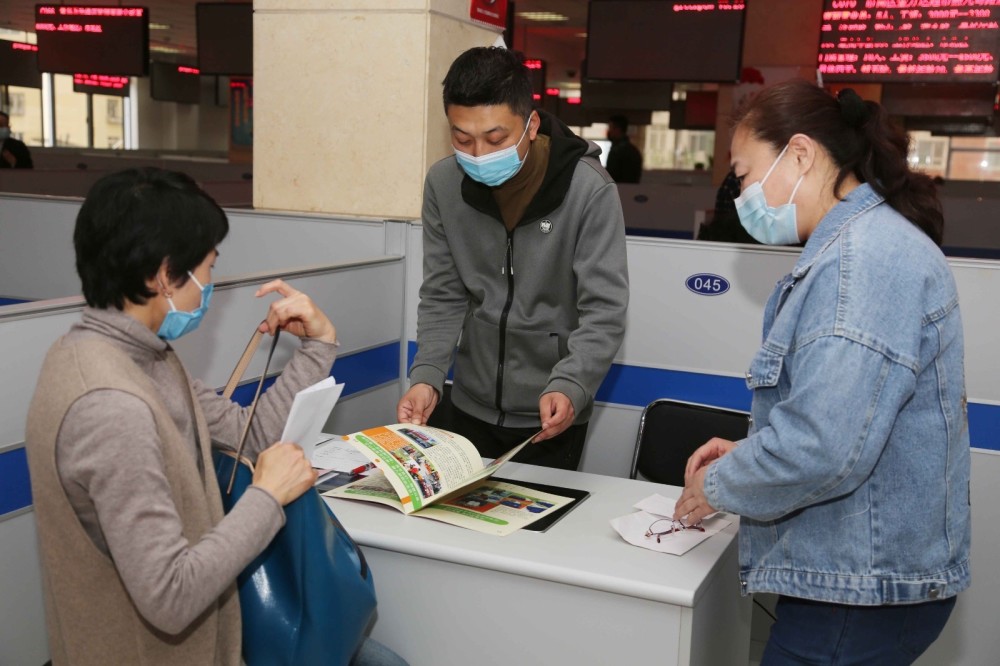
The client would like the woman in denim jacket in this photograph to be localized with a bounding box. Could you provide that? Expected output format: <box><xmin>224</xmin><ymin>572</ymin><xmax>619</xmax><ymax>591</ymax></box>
<box><xmin>675</xmin><ymin>80</ymin><xmax>970</xmax><ymax>665</ymax></box>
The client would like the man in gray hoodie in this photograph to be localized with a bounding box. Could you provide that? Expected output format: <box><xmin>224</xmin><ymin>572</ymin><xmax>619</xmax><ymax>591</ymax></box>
<box><xmin>397</xmin><ymin>47</ymin><xmax>629</xmax><ymax>470</ymax></box>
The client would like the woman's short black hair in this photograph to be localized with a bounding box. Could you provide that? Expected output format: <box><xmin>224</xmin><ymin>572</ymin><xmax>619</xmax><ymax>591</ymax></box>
<box><xmin>74</xmin><ymin>167</ymin><xmax>229</xmax><ymax>309</ymax></box>
<box><xmin>442</xmin><ymin>47</ymin><xmax>533</xmax><ymax>120</ymax></box>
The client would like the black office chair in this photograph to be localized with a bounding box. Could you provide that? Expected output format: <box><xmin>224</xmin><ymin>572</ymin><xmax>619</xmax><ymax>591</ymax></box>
<box><xmin>629</xmin><ymin>399</ymin><xmax>752</xmax><ymax>487</ymax></box>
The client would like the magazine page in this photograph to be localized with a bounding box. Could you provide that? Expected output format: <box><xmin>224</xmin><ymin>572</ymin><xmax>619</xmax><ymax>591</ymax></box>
<box><xmin>323</xmin><ymin>470</ymin><xmax>407</xmax><ymax>511</ymax></box>
<box><xmin>449</xmin><ymin>432</ymin><xmax>539</xmax><ymax>488</ymax></box>
<box><xmin>410</xmin><ymin>480</ymin><xmax>575</xmax><ymax>536</ymax></box>
<box><xmin>325</xmin><ymin>477</ymin><xmax>575</xmax><ymax>536</ymax></box>
<box><xmin>342</xmin><ymin>424</ymin><xmax>486</xmax><ymax>513</ymax></box>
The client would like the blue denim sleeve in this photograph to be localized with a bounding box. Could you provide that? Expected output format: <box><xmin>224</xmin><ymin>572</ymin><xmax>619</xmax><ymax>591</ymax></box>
<box><xmin>704</xmin><ymin>334</ymin><xmax>917</xmax><ymax>521</ymax></box>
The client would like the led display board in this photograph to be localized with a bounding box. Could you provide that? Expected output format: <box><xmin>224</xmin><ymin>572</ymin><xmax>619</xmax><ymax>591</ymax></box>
<box><xmin>35</xmin><ymin>5</ymin><xmax>149</xmax><ymax>76</ymax></box>
<box><xmin>151</xmin><ymin>62</ymin><xmax>201</xmax><ymax>103</ymax></box>
<box><xmin>818</xmin><ymin>0</ymin><xmax>1000</xmax><ymax>82</ymax></box>
<box><xmin>72</xmin><ymin>73</ymin><xmax>131</xmax><ymax>96</ymax></box>
<box><xmin>0</xmin><ymin>41</ymin><xmax>43</xmax><ymax>88</ymax></box>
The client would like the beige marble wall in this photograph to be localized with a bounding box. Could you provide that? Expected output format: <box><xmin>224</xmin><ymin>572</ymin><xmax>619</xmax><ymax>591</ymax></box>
<box><xmin>254</xmin><ymin>1</ymin><xmax>498</xmax><ymax>217</ymax></box>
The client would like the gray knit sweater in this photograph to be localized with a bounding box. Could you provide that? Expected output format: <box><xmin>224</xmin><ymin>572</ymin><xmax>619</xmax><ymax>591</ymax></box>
<box><xmin>54</xmin><ymin>307</ymin><xmax>338</xmax><ymax>634</ymax></box>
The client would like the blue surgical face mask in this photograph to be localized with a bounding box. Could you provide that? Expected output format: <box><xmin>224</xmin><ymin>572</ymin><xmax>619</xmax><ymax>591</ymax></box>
<box><xmin>734</xmin><ymin>144</ymin><xmax>804</xmax><ymax>246</ymax></box>
<box><xmin>157</xmin><ymin>272</ymin><xmax>213</xmax><ymax>341</ymax></box>
<box><xmin>454</xmin><ymin>118</ymin><xmax>531</xmax><ymax>187</ymax></box>
<box><xmin>0</xmin><ymin>127</ymin><xmax>10</xmax><ymax>141</ymax></box>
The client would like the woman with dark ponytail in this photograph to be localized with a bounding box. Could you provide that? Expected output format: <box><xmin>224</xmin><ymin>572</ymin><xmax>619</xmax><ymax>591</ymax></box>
<box><xmin>674</xmin><ymin>79</ymin><xmax>970</xmax><ymax>664</ymax></box>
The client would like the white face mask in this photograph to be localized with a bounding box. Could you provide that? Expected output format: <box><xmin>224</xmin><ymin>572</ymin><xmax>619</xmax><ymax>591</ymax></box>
<box><xmin>733</xmin><ymin>143</ymin><xmax>804</xmax><ymax>246</ymax></box>
<box><xmin>0</xmin><ymin>128</ymin><xmax>10</xmax><ymax>141</ymax></box>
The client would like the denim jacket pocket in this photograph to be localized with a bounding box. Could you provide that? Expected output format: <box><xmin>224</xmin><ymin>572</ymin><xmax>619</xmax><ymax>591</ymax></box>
<box><xmin>745</xmin><ymin>347</ymin><xmax>784</xmax><ymax>390</ymax></box>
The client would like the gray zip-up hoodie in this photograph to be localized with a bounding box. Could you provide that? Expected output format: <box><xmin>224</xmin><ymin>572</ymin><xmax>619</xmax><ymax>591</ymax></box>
<box><xmin>409</xmin><ymin>111</ymin><xmax>629</xmax><ymax>429</ymax></box>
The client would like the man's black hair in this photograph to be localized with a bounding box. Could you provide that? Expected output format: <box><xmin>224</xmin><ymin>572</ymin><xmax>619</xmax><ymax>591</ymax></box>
<box><xmin>0</xmin><ymin>111</ymin><xmax>10</xmax><ymax>122</ymax></box>
<box><xmin>442</xmin><ymin>47</ymin><xmax>533</xmax><ymax>120</ymax></box>
<box><xmin>609</xmin><ymin>115</ymin><xmax>629</xmax><ymax>133</ymax></box>
<box><xmin>74</xmin><ymin>167</ymin><xmax>229</xmax><ymax>309</ymax></box>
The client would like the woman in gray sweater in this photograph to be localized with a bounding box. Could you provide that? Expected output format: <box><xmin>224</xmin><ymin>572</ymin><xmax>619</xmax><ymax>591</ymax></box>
<box><xmin>26</xmin><ymin>168</ymin><xmax>402</xmax><ymax>665</ymax></box>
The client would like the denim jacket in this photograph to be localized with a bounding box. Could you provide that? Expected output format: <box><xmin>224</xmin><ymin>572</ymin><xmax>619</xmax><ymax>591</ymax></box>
<box><xmin>704</xmin><ymin>183</ymin><xmax>971</xmax><ymax>605</ymax></box>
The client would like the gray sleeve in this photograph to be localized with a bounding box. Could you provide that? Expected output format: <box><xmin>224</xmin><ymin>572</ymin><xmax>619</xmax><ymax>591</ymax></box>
<box><xmin>546</xmin><ymin>180</ymin><xmax>629</xmax><ymax>411</ymax></box>
<box><xmin>409</xmin><ymin>176</ymin><xmax>470</xmax><ymax>394</ymax></box>
<box><xmin>57</xmin><ymin>390</ymin><xmax>285</xmax><ymax>635</ymax></box>
<box><xmin>197</xmin><ymin>337</ymin><xmax>339</xmax><ymax>459</ymax></box>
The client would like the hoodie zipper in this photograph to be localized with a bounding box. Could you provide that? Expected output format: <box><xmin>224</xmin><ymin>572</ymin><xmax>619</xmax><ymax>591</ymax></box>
<box><xmin>495</xmin><ymin>232</ymin><xmax>515</xmax><ymax>426</ymax></box>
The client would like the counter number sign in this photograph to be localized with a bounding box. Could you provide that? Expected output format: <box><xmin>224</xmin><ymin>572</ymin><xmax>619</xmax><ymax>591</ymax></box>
<box><xmin>685</xmin><ymin>273</ymin><xmax>730</xmax><ymax>296</ymax></box>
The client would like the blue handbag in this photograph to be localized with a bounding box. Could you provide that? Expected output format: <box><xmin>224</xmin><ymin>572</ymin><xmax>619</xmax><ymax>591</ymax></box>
<box><xmin>213</xmin><ymin>327</ymin><xmax>377</xmax><ymax>666</ymax></box>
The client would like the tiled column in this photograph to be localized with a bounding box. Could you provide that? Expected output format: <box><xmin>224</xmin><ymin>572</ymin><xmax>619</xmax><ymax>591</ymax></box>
<box><xmin>253</xmin><ymin>1</ymin><xmax>498</xmax><ymax>217</ymax></box>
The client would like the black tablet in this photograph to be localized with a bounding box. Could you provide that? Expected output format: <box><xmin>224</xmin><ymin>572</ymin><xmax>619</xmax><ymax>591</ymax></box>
<box><xmin>490</xmin><ymin>477</ymin><xmax>591</xmax><ymax>533</ymax></box>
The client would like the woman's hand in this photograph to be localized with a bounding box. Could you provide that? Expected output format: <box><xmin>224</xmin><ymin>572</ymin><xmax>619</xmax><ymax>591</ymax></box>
<box><xmin>252</xmin><ymin>442</ymin><xmax>318</xmax><ymax>506</ymax></box>
<box><xmin>673</xmin><ymin>437</ymin><xmax>737</xmax><ymax>523</ymax></box>
<box><xmin>673</xmin><ymin>465</ymin><xmax>718</xmax><ymax>524</ymax></box>
<box><xmin>684</xmin><ymin>437</ymin><xmax>737</xmax><ymax>481</ymax></box>
<box><xmin>255</xmin><ymin>279</ymin><xmax>337</xmax><ymax>343</ymax></box>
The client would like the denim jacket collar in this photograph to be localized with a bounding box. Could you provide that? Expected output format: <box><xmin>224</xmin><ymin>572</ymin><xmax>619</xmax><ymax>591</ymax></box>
<box><xmin>791</xmin><ymin>182</ymin><xmax>884</xmax><ymax>280</ymax></box>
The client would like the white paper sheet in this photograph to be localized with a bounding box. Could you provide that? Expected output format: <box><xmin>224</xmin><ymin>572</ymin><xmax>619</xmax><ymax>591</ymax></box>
<box><xmin>280</xmin><ymin>377</ymin><xmax>344</xmax><ymax>460</ymax></box>
<box><xmin>310</xmin><ymin>437</ymin><xmax>372</xmax><ymax>473</ymax></box>
<box><xmin>610</xmin><ymin>494</ymin><xmax>732</xmax><ymax>556</ymax></box>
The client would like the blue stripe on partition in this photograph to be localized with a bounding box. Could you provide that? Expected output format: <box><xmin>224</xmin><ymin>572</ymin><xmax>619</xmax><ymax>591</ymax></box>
<box><xmin>405</xmin><ymin>340</ymin><xmax>453</xmax><ymax>381</ymax></box>
<box><xmin>968</xmin><ymin>403</ymin><xmax>1000</xmax><ymax>452</ymax></box>
<box><xmin>0</xmin><ymin>297</ymin><xmax>32</xmax><ymax>306</ymax></box>
<box><xmin>229</xmin><ymin>341</ymin><xmax>401</xmax><ymax>407</ymax></box>
<box><xmin>595</xmin><ymin>362</ymin><xmax>752</xmax><ymax>411</ymax></box>
<box><xmin>4</xmin><ymin>345</ymin><xmax>998</xmax><ymax>515</ymax></box>
<box><xmin>406</xmin><ymin>341</ymin><xmax>1000</xmax><ymax>452</ymax></box>
<box><xmin>0</xmin><ymin>448</ymin><xmax>32</xmax><ymax>517</ymax></box>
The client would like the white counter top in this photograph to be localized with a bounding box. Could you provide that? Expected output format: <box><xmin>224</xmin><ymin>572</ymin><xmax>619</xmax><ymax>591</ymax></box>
<box><xmin>325</xmin><ymin>461</ymin><xmax>739</xmax><ymax>608</ymax></box>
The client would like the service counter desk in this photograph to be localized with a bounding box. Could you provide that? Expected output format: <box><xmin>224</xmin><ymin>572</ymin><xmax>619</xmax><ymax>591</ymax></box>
<box><xmin>325</xmin><ymin>461</ymin><xmax>751</xmax><ymax>666</ymax></box>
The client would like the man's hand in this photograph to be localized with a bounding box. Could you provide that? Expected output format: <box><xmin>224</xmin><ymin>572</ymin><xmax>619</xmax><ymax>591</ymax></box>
<box><xmin>535</xmin><ymin>392</ymin><xmax>575</xmax><ymax>442</ymax></box>
<box><xmin>1</xmin><ymin>149</ymin><xmax>16</xmax><ymax>168</ymax></box>
<box><xmin>397</xmin><ymin>383</ymin><xmax>439</xmax><ymax>425</ymax></box>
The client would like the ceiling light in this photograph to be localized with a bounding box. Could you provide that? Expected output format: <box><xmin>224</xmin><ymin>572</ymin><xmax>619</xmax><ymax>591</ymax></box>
<box><xmin>150</xmin><ymin>22</ymin><xmax>171</xmax><ymax>30</ymax></box>
<box><xmin>151</xmin><ymin>45</ymin><xmax>183</xmax><ymax>54</ymax></box>
<box><xmin>575</xmin><ymin>32</ymin><xmax>588</xmax><ymax>38</ymax></box>
<box><xmin>517</xmin><ymin>12</ymin><xmax>569</xmax><ymax>22</ymax></box>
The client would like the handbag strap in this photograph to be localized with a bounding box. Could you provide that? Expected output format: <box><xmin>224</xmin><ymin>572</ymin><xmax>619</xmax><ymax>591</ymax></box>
<box><xmin>226</xmin><ymin>326</ymin><xmax>374</xmax><ymax>583</ymax></box>
<box><xmin>223</xmin><ymin>323</ymin><xmax>282</xmax><ymax>495</ymax></box>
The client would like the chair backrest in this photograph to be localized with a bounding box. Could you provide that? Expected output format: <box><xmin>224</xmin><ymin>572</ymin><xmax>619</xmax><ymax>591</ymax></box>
<box><xmin>629</xmin><ymin>399</ymin><xmax>752</xmax><ymax>487</ymax></box>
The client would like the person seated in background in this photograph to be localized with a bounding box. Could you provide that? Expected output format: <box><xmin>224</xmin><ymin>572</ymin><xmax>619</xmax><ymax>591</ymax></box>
<box><xmin>25</xmin><ymin>167</ymin><xmax>404</xmax><ymax>665</ymax></box>
<box><xmin>696</xmin><ymin>168</ymin><xmax>760</xmax><ymax>244</ymax></box>
<box><xmin>0</xmin><ymin>111</ymin><xmax>34</xmax><ymax>169</ymax></box>
<box><xmin>605</xmin><ymin>114</ymin><xmax>643</xmax><ymax>183</ymax></box>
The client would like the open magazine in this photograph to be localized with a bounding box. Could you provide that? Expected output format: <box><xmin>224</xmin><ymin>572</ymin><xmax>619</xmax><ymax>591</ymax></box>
<box><xmin>323</xmin><ymin>424</ymin><xmax>577</xmax><ymax>536</ymax></box>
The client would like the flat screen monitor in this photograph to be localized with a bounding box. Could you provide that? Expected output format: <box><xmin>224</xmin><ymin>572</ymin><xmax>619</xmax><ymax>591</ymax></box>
<box><xmin>35</xmin><ymin>4</ymin><xmax>149</xmax><ymax>76</ymax></box>
<box><xmin>818</xmin><ymin>0</ymin><xmax>1000</xmax><ymax>83</ymax></box>
<box><xmin>580</xmin><ymin>79</ymin><xmax>674</xmax><ymax>111</ymax></box>
<box><xmin>197</xmin><ymin>3</ymin><xmax>253</xmax><ymax>76</ymax></box>
<box><xmin>72</xmin><ymin>73</ymin><xmax>131</xmax><ymax>97</ymax></box>
<box><xmin>586</xmin><ymin>0</ymin><xmax>746</xmax><ymax>82</ymax></box>
<box><xmin>151</xmin><ymin>62</ymin><xmax>202</xmax><ymax>104</ymax></box>
<box><xmin>0</xmin><ymin>41</ymin><xmax>43</xmax><ymax>88</ymax></box>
